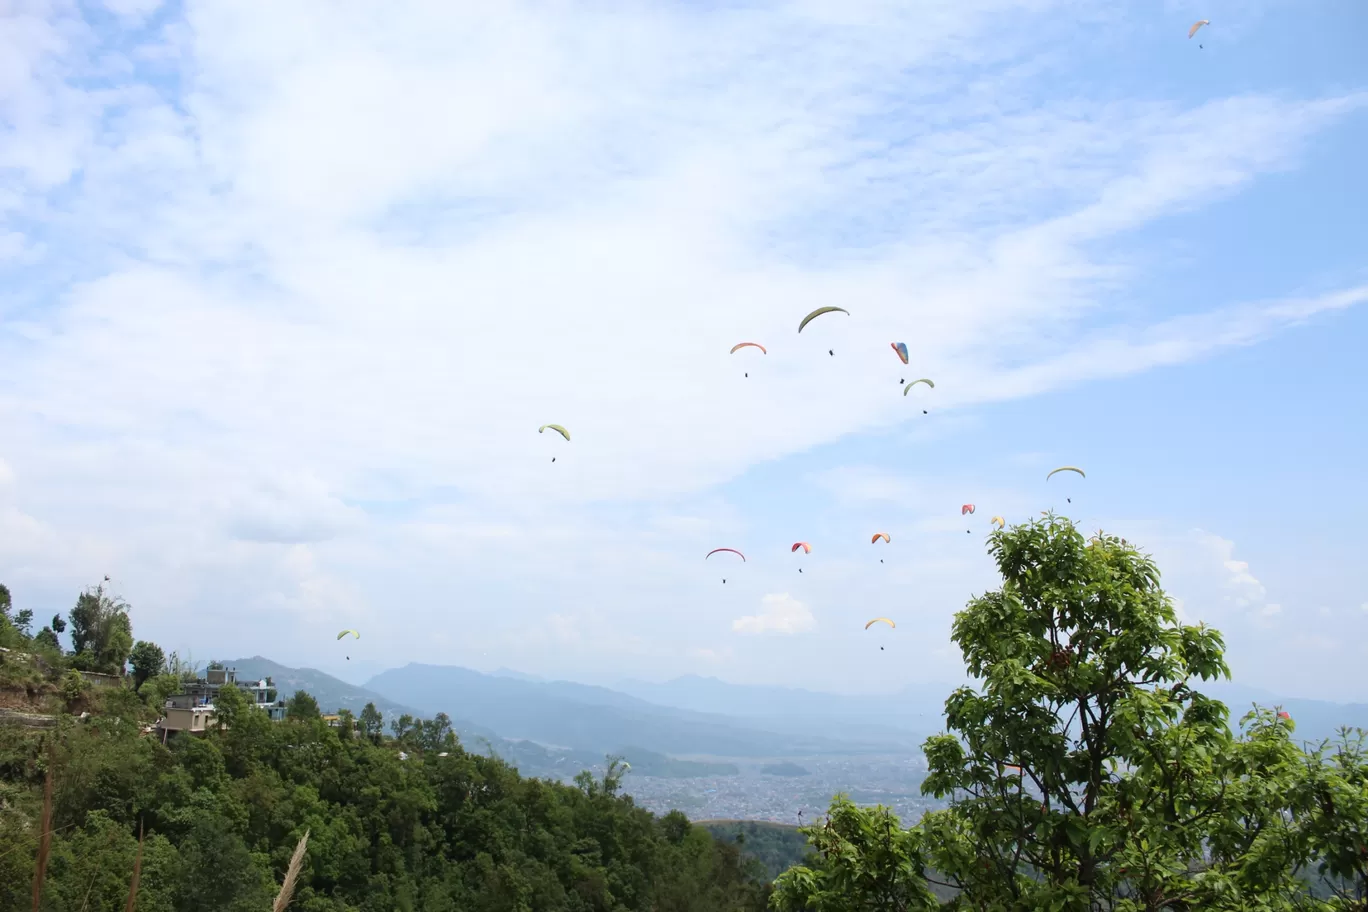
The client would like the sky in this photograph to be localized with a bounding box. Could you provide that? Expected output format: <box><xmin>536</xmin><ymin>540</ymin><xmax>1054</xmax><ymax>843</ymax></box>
<box><xmin>1</xmin><ymin>0</ymin><xmax>1366</xmax><ymax>702</ymax></box>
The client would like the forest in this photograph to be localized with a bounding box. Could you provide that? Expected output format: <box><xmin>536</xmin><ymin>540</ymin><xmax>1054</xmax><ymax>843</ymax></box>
<box><xmin>2</xmin><ymin>516</ymin><xmax>1366</xmax><ymax>910</ymax></box>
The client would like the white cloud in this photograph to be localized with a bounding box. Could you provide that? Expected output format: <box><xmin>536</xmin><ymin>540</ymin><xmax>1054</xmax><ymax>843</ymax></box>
<box><xmin>0</xmin><ymin>1</ymin><xmax>1362</xmax><ymax>692</ymax></box>
<box><xmin>733</xmin><ymin>594</ymin><xmax>817</xmax><ymax>636</ymax></box>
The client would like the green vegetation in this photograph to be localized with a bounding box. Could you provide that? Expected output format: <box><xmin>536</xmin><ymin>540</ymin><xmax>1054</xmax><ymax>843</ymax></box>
<box><xmin>0</xmin><ymin>581</ymin><xmax>774</xmax><ymax>911</ymax></box>
<box><xmin>4</xmin><ymin>515</ymin><xmax>1367</xmax><ymax>910</ymax></box>
<box><xmin>771</xmin><ymin>516</ymin><xmax>1368</xmax><ymax>911</ymax></box>
<box><xmin>700</xmin><ymin>821</ymin><xmax>813</xmax><ymax>880</ymax></box>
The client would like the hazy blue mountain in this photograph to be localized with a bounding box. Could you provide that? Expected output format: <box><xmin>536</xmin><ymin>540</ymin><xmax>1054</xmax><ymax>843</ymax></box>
<box><xmin>226</xmin><ymin>656</ymin><xmax>425</xmax><ymax>722</ymax></box>
<box><xmin>1202</xmin><ymin>681</ymin><xmax>1368</xmax><ymax>744</ymax></box>
<box><xmin>615</xmin><ymin>673</ymin><xmax>949</xmax><ymax>732</ymax></box>
<box><xmin>363</xmin><ymin>663</ymin><xmax>908</xmax><ymax>758</ymax></box>
<box><xmin>615</xmin><ymin>673</ymin><xmax>1368</xmax><ymax>747</ymax></box>
<box><xmin>223</xmin><ymin>658</ymin><xmax>734</xmax><ymax>780</ymax></box>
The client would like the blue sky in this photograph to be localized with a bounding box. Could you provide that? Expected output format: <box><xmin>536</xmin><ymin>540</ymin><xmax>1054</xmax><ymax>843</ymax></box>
<box><xmin>1</xmin><ymin>0</ymin><xmax>1365</xmax><ymax>701</ymax></box>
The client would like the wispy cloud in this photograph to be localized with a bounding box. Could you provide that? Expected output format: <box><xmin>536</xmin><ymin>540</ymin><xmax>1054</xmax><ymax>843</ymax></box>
<box><xmin>0</xmin><ymin>1</ymin><xmax>1362</xmax><ymax>689</ymax></box>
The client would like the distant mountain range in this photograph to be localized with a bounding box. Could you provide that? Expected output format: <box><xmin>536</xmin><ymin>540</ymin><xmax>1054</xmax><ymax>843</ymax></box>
<box><xmin>362</xmin><ymin>663</ymin><xmax>913</xmax><ymax>758</ymax></box>
<box><xmin>227</xmin><ymin>656</ymin><xmax>1368</xmax><ymax>771</ymax></box>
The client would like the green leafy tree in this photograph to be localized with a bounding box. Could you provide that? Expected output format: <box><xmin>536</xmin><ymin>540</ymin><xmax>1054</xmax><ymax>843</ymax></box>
<box><xmin>286</xmin><ymin>689</ymin><xmax>321</xmax><ymax>720</ymax></box>
<box><xmin>67</xmin><ymin>582</ymin><xmax>134</xmax><ymax>674</ymax></box>
<box><xmin>358</xmin><ymin>701</ymin><xmax>384</xmax><ymax>741</ymax></box>
<box><xmin>33</xmin><ymin>625</ymin><xmax>61</xmax><ymax>653</ymax></box>
<box><xmin>1284</xmin><ymin>727</ymin><xmax>1368</xmax><ymax>906</ymax></box>
<box><xmin>775</xmin><ymin>517</ymin><xmax>1299</xmax><ymax>912</ymax></box>
<box><xmin>129</xmin><ymin>639</ymin><xmax>166</xmax><ymax>690</ymax></box>
<box><xmin>772</xmin><ymin>796</ymin><xmax>940</xmax><ymax>911</ymax></box>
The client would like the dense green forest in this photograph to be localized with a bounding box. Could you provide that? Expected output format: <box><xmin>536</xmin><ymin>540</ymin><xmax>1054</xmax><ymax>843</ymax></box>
<box><xmin>3</xmin><ymin>516</ymin><xmax>1368</xmax><ymax>910</ymax></box>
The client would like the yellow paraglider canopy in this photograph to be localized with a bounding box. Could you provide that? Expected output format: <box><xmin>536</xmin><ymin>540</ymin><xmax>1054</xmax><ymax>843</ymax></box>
<box><xmin>864</xmin><ymin>617</ymin><xmax>895</xmax><ymax>630</ymax></box>
<box><xmin>539</xmin><ymin>424</ymin><xmax>571</xmax><ymax>442</ymax></box>
<box><xmin>797</xmin><ymin>306</ymin><xmax>849</xmax><ymax>333</ymax></box>
<box><xmin>1046</xmin><ymin>466</ymin><xmax>1084</xmax><ymax>481</ymax></box>
<box><xmin>337</xmin><ymin>629</ymin><xmax>359</xmax><ymax>640</ymax></box>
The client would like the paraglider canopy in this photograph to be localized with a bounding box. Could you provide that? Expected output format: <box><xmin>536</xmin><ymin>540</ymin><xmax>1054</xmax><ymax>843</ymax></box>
<box><xmin>890</xmin><ymin>342</ymin><xmax>909</xmax><ymax>365</ymax></box>
<box><xmin>337</xmin><ymin>629</ymin><xmax>359</xmax><ymax>640</ymax></box>
<box><xmin>797</xmin><ymin>306</ymin><xmax>849</xmax><ymax>333</ymax></box>
<box><xmin>961</xmin><ymin>504</ymin><xmax>975</xmax><ymax>515</ymax></box>
<box><xmin>903</xmin><ymin>378</ymin><xmax>934</xmax><ymax>395</ymax></box>
<box><xmin>870</xmin><ymin>532</ymin><xmax>890</xmax><ymax>544</ymax></box>
<box><xmin>730</xmin><ymin>342</ymin><xmax>767</xmax><ymax>355</ymax></box>
<box><xmin>991</xmin><ymin>516</ymin><xmax>1005</xmax><ymax>529</ymax></box>
<box><xmin>539</xmin><ymin>424</ymin><xmax>571</xmax><ymax>442</ymax></box>
<box><xmin>1188</xmin><ymin>19</ymin><xmax>1209</xmax><ymax>38</ymax></box>
<box><xmin>864</xmin><ymin>617</ymin><xmax>895</xmax><ymax>629</ymax></box>
<box><xmin>706</xmin><ymin>548</ymin><xmax>746</xmax><ymax>561</ymax></box>
<box><xmin>1046</xmin><ymin>466</ymin><xmax>1085</xmax><ymax>481</ymax></box>
<box><xmin>791</xmin><ymin>542</ymin><xmax>811</xmax><ymax>554</ymax></box>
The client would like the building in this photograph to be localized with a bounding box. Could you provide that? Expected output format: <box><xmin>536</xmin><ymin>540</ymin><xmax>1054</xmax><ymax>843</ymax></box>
<box><xmin>155</xmin><ymin>665</ymin><xmax>288</xmax><ymax>738</ymax></box>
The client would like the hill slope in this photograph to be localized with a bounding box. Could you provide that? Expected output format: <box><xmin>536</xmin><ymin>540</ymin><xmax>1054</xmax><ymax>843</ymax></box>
<box><xmin>363</xmin><ymin>663</ymin><xmax>907</xmax><ymax>758</ymax></box>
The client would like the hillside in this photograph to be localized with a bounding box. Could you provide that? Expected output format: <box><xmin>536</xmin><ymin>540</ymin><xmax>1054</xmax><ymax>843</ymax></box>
<box><xmin>225</xmin><ymin>656</ymin><xmax>426</xmax><ymax>722</ymax></box>
<box><xmin>1</xmin><ymin>680</ymin><xmax>774</xmax><ymax>911</ymax></box>
<box><xmin>363</xmin><ymin>662</ymin><xmax>908</xmax><ymax>758</ymax></box>
<box><xmin>700</xmin><ymin>821</ymin><xmax>812</xmax><ymax>880</ymax></box>
<box><xmin>225</xmin><ymin>658</ymin><xmax>743</xmax><ymax>781</ymax></box>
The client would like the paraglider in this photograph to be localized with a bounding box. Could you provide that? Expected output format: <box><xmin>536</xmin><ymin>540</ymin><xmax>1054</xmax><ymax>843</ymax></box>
<box><xmin>961</xmin><ymin>505</ymin><xmax>975</xmax><ymax>515</ymax></box>
<box><xmin>871</xmin><ymin>531</ymin><xmax>890</xmax><ymax>563</ymax></box>
<box><xmin>337</xmin><ymin>629</ymin><xmax>359</xmax><ymax>640</ymax></box>
<box><xmin>1047</xmin><ymin>466</ymin><xmax>1083</xmax><ymax>502</ymax></box>
<box><xmin>903</xmin><ymin>378</ymin><xmax>933</xmax><ymax>412</ymax></box>
<box><xmin>707</xmin><ymin>547</ymin><xmax>745</xmax><ymax>584</ymax></box>
<box><xmin>791</xmin><ymin>542</ymin><xmax>811</xmax><ymax>553</ymax></box>
<box><xmin>731</xmin><ymin>342</ymin><xmax>766</xmax><ymax>377</ymax></box>
<box><xmin>865</xmin><ymin>617</ymin><xmax>895</xmax><ymax>645</ymax></box>
<box><xmin>798</xmin><ymin>306</ymin><xmax>849</xmax><ymax>355</ymax></box>
<box><xmin>539</xmin><ymin>424</ymin><xmax>570</xmax><ymax>461</ymax></box>
<box><xmin>991</xmin><ymin>516</ymin><xmax>1005</xmax><ymax>529</ymax></box>
<box><xmin>1188</xmin><ymin>19</ymin><xmax>1209</xmax><ymax>39</ymax></box>
<box><xmin>890</xmin><ymin>342</ymin><xmax>909</xmax><ymax>365</ymax></box>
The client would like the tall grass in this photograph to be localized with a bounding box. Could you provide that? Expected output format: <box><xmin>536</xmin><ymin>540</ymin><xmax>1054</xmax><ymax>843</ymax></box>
<box><xmin>272</xmin><ymin>829</ymin><xmax>310</xmax><ymax>912</ymax></box>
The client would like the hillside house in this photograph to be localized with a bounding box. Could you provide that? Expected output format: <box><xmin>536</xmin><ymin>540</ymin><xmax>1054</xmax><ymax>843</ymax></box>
<box><xmin>155</xmin><ymin>665</ymin><xmax>288</xmax><ymax>738</ymax></box>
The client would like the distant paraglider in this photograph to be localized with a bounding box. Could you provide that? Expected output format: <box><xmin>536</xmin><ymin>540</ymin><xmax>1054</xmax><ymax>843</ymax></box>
<box><xmin>961</xmin><ymin>505</ymin><xmax>975</xmax><ymax>515</ymax></box>
<box><xmin>797</xmin><ymin>306</ymin><xmax>849</xmax><ymax>356</ymax></box>
<box><xmin>904</xmin><ymin>378</ymin><xmax>933</xmax><ymax>413</ymax></box>
<box><xmin>890</xmin><ymin>342</ymin><xmax>909</xmax><ymax>365</ymax></box>
<box><xmin>991</xmin><ymin>516</ymin><xmax>1005</xmax><ymax>529</ymax></box>
<box><xmin>707</xmin><ymin>547</ymin><xmax>745</xmax><ymax>584</ymax></box>
<box><xmin>1188</xmin><ymin>19</ymin><xmax>1209</xmax><ymax>39</ymax></box>
<box><xmin>731</xmin><ymin>342</ymin><xmax>766</xmax><ymax>377</ymax></box>
<box><xmin>539</xmin><ymin>423</ymin><xmax>570</xmax><ymax>462</ymax></box>
<box><xmin>1047</xmin><ymin>465</ymin><xmax>1084</xmax><ymax>503</ymax></box>
<box><xmin>337</xmin><ymin>629</ymin><xmax>359</xmax><ymax>640</ymax></box>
